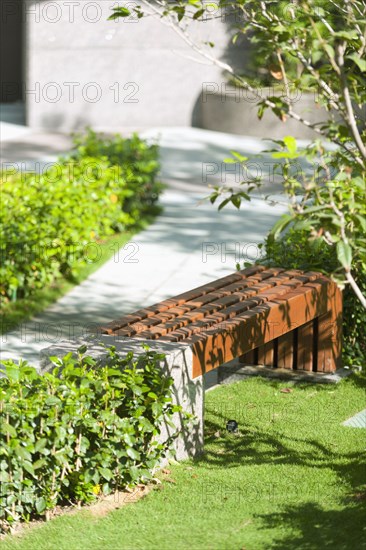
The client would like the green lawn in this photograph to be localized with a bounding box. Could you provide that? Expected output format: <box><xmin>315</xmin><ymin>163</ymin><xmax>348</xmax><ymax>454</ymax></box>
<box><xmin>1</xmin><ymin>375</ymin><xmax>365</xmax><ymax>550</ymax></box>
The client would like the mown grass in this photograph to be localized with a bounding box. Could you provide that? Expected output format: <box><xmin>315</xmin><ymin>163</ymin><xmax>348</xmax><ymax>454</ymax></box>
<box><xmin>1</xmin><ymin>374</ymin><xmax>365</xmax><ymax>550</ymax></box>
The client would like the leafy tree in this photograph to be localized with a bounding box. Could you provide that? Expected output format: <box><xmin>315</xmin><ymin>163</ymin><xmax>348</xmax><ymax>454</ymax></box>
<box><xmin>110</xmin><ymin>1</ymin><xmax>366</xmax><ymax>309</ymax></box>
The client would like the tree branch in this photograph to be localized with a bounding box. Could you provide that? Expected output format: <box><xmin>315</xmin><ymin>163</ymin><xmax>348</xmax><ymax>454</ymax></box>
<box><xmin>346</xmin><ymin>272</ymin><xmax>366</xmax><ymax>309</ymax></box>
<box><xmin>336</xmin><ymin>41</ymin><xmax>366</xmax><ymax>161</ymax></box>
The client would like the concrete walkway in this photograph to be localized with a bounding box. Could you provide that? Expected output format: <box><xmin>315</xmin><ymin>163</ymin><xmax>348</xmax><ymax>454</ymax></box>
<box><xmin>1</xmin><ymin>124</ymin><xmax>288</xmax><ymax>367</ymax></box>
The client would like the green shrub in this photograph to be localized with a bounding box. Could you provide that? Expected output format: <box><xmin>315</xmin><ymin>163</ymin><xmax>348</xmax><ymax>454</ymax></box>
<box><xmin>0</xmin><ymin>345</ymin><xmax>185</xmax><ymax>533</ymax></box>
<box><xmin>262</xmin><ymin>228</ymin><xmax>366</xmax><ymax>367</ymax></box>
<box><xmin>71</xmin><ymin>128</ymin><xmax>164</xmax><ymax>219</ymax></box>
<box><xmin>0</xmin><ymin>131</ymin><xmax>163</xmax><ymax>303</ymax></box>
<box><xmin>0</xmin><ymin>158</ymin><xmax>131</xmax><ymax>301</ymax></box>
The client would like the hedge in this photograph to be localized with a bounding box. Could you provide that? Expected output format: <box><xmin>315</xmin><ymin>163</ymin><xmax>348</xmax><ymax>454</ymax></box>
<box><xmin>71</xmin><ymin>129</ymin><xmax>164</xmax><ymax>219</ymax></box>
<box><xmin>0</xmin><ymin>130</ymin><xmax>163</xmax><ymax>302</ymax></box>
<box><xmin>0</xmin><ymin>345</ymin><xmax>184</xmax><ymax>533</ymax></box>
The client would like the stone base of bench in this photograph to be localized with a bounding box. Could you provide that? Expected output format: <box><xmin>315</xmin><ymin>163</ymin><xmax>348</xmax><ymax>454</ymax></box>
<box><xmin>216</xmin><ymin>360</ymin><xmax>351</xmax><ymax>386</ymax></box>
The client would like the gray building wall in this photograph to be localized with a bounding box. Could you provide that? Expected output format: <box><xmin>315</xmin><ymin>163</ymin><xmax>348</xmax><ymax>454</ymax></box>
<box><xmin>25</xmin><ymin>1</ymin><xmax>239</xmax><ymax>132</ymax></box>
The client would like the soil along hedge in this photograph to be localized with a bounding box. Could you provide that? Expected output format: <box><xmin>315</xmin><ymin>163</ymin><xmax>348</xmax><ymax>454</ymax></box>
<box><xmin>0</xmin><ymin>130</ymin><xmax>163</xmax><ymax>302</ymax></box>
<box><xmin>0</xmin><ymin>345</ymin><xmax>184</xmax><ymax>533</ymax></box>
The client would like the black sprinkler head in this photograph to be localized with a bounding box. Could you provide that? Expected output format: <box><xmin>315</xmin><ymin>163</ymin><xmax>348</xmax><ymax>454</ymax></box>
<box><xmin>226</xmin><ymin>419</ymin><xmax>238</xmax><ymax>433</ymax></box>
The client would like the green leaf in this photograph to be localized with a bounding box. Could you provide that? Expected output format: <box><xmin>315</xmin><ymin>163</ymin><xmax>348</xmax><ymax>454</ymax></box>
<box><xmin>34</xmin><ymin>438</ymin><xmax>48</xmax><ymax>453</ymax></box>
<box><xmin>56</xmin><ymin>426</ymin><xmax>67</xmax><ymax>440</ymax></box>
<box><xmin>231</xmin><ymin>196</ymin><xmax>241</xmax><ymax>209</ymax></box>
<box><xmin>283</xmin><ymin>136</ymin><xmax>297</xmax><ymax>156</ymax></box>
<box><xmin>123</xmin><ymin>433</ymin><xmax>136</xmax><ymax>446</ymax></box>
<box><xmin>33</xmin><ymin>458</ymin><xmax>47</xmax><ymax>470</ymax></box>
<box><xmin>336</xmin><ymin>241</ymin><xmax>352</xmax><ymax>270</ymax></box>
<box><xmin>333</xmin><ymin>30</ymin><xmax>358</xmax><ymax>40</ymax></box>
<box><xmin>346</xmin><ymin>53</ymin><xmax>366</xmax><ymax>72</ymax></box>
<box><xmin>5</xmin><ymin>365</ymin><xmax>20</xmax><ymax>382</ymax></box>
<box><xmin>257</xmin><ymin>103</ymin><xmax>268</xmax><ymax>120</ymax></box>
<box><xmin>126</xmin><ymin>447</ymin><xmax>140</xmax><ymax>460</ymax></box>
<box><xmin>355</xmin><ymin>214</ymin><xmax>366</xmax><ymax>232</ymax></box>
<box><xmin>49</xmin><ymin>356</ymin><xmax>62</xmax><ymax>367</ymax></box>
<box><xmin>270</xmin><ymin>214</ymin><xmax>293</xmax><ymax>239</ymax></box>
<box><xmin>45</xmin><ymin>396</ymin><xmax>61</xmax><ymax>407</ymax></box>
<box><xmin>108</xmin><ymin>7</ymin><xmax>130</xmax><ymax>20</ymax></box>
<box><xmin>271</xmin><ymin>151</ymin><xmax>297</xmax><ymax>160</ymax></box>
<box><xmin>231</xmin><ymin>151</ymin><xmax>248</xmax><ymax>163</ymax></box>
<box><xmin>100</xmin><ymin>468</ymin><xmax>113</xmax><ymax>481</ymax></box>
<box><xmin>193</xmin><ymin>8</ymin><xmax>205</xmax><ymax>20</ymax></box>
<box><xmin>35</xmin><ymin>497</ymin><xmax>47</xmax><ymax>513</ymax></box>
<box><xmin>83</xmin><ymin>356</ymin><xmax>96</xmax><ymax>367</ymax></box>
<box><xmin>218</xmin><ymin>198</ymin><xmax>230</xmax><ymax>211</ymax></box>
<box><xmin>312</xmin><ymin>50</ymin><xmax>323</xmax><ymax>64</ymax></box>
<box><xmin>22</xmin><ymin>461</ymin><xmax>35</xmax><ymax>476</ymax></box>
<box><xmin>0</xmin><ymin>471</ymin><xmax>9</xmax><ymax>482</ymax></box>
<box><xmin>174</xmin><ymin>6</ymin><xmax>186</xmax><ymax>21</ymax></box>
<box><xmin>17</xmin><ymin>447</ymin><xmax>33</xmax><ymax>462</ymax></box>
<box><xmin>1</xmin><ymin>422</ymin><xmax>17</xmax><ymax>437</ymax></box>
<box><xmin>323</xmin><ymin>44</ymin><xmax>335</xmax><ymax>60</ymax></box>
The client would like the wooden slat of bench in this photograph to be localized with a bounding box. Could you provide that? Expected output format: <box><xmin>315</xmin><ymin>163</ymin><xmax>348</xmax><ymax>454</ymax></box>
<box><xmin>257</xmin><ymin>341</ymin><xmax>276</xmax><ymax>367</ymax></box>
<box><xmin>128</xmin><ymin>271</ymin><xmax>312</xmax><ymax>340</ymax></box>
<box><xmin>155</xmin><ymin>272</ymin><xmax>320</xmax><ymax>343</ymax></box>
<box><xmin>108</xmin><ymin>270</ymin><xmax>289</xmax><ymax>337</ymax></box>
<box><xmin>185</xmin><ymin>277</ymin><xmax>333</xmax><ymax>378</ymax></box>
<box><xmin>99</xmin><ymin>265</ymin><xmax>286</xmax><ymax>334</ymax></box>
<box><xmin>239</xmin><ymin>349</ymin><xmax>258</xmax><ymax>365</ymax></box>
<box><xmin>316</xmin><ymin>282</ymin><xmax>342</xmax><ymax>373</ymax></box>
<box><xmin>296</xmin><ymin>321</ymin><xmax>314</xmax><ymax>371</ymax></box>
<box><xmin>277</xmin><ymin>332</ymin><xmax>294</xmax><ymax>369</ymax></box>
<box><xmin>100</xmin><ymin>265</ymin><xmax>269</xmax><ymax>333</ymax></box>
<box><xmin>112</xmin><ymin>290</ymin><xmax>260</xmax><ymax>338</ymax></box>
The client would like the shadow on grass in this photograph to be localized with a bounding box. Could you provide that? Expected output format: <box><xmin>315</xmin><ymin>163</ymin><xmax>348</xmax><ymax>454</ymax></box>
<box><xmin>256</xmin><ymin>500</ymin><xmax>366</xmax><ymax>550</ymax></box>
<box><xmin>196</xmin><ymin>375</ymin><xmax>366</xmax><ymax>548</ymax></box>
<box><xmin>201</xmin><ymin>415</ymin><xmax>364</xmax><ymax>486</ymax></box>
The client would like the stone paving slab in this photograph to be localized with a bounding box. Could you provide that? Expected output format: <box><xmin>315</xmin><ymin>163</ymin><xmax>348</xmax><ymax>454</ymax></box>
<box><xmin>1</xmin><ymin>123</ymin><xmax>312</xmax><ymax>195</ymax></box>
<box><xmin>342</xmin><ymin>409</ymin><xmax>366</xmax><ymax>428</ymax></box>
<box><xmin>218</xmin><ymin>363</ymin><xmax>352</xmax><ymax>385</ymax></box>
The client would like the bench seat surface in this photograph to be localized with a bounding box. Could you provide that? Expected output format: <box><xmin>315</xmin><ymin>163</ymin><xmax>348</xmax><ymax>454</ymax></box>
<box><xmin>100</xmin><ymin>265</ymin><xmax>342</xmax><ymax>377</ymax></box>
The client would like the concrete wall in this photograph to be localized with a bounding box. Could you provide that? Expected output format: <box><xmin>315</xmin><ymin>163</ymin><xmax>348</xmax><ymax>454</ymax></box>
<box><xmin>195</xmin><ymin>87</ymin><xmax>330</xmax><ymax>140</ymax></box>
<box><xmin>24</xmin><ymin>2</ymin><xmax>328</xmax><ymax>138</ymax></box>
<box><xmin>25</xmin><ymin>1</ymin><xmax>242</xmax><ymax>132</ymax></box>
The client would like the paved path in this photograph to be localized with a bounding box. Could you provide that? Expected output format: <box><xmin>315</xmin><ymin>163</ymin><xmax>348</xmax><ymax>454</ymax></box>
<box><xmin>1</xmin><ymin>124</ymin><xmax>288</xmax><ymax>367</ymax></box>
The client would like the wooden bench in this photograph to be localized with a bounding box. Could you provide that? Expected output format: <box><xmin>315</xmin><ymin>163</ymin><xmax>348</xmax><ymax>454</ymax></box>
<box><xmin>100</xmin><ymin>265</ymin><xmax>342</xmax><ymax>379</ymax></box>
<box><xmin>41</xmin><ymin>265</ymin><xmax>343</xmax><ymax>460</ymax></box>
